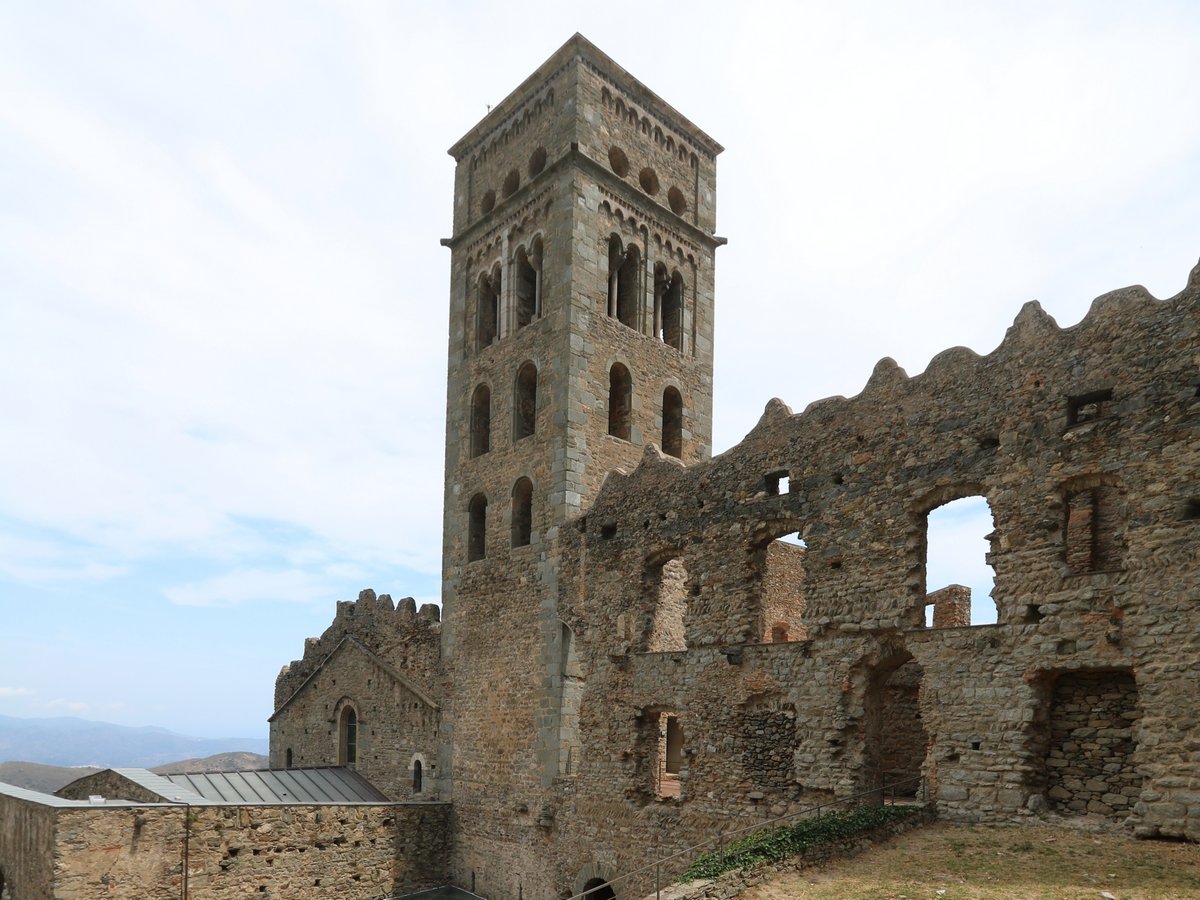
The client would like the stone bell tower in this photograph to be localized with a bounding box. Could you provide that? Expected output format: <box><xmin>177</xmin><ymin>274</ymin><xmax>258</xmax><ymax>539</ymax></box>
<box><xmin>437</xmin><ymin>34</ymin><xmax>722</xmax><ymax>898</ymax></box>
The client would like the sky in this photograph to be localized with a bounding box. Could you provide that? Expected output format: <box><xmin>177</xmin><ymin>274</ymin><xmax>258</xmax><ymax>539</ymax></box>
<box><xmin>1</xmin><ymin>1</ymin><xmax>1198</xmax><ymax>741</ymax></box>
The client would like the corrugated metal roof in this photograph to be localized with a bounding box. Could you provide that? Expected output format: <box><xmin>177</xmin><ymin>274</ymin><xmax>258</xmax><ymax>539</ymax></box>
<box><xmin>155</xmin><ymin>767</ymin><xmax>390</xmax><ymax>805</ymax></box>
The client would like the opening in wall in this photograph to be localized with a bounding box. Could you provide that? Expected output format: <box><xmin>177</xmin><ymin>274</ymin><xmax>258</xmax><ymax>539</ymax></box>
<box><xmin>608</xmin><ymin>364</ymin><xmax>633</xmax><ymax>440</ymax></box>
<box><xmin>511</xmin><ymin>477</ymin><xmax>533</xmax><ymax>548</ymax></box>
<box><xmin>412</xmin><ymin>758</ymin><xmax>423</xmax><ymax>793</ymax></box>
<box><xmin>514</xmin><ymin>239</ymin><xmax>542</xmax><ymax>329</ymax></box>
<box><xmin>468</xmin><ymin>494</ymin><xmax>488</xmax><ymax>561</ymax></box>
<box><xmin>582</xmin><ymin>878</ymin><xmax>616</xmax><ymax>900</ymax></box>
<box><xmin>476</xmin><ymin>269</ymin><xmax>500</xmax><ymax>351</ymax></box>
<box><xmin>754</xmin><ymin>529</ymin><xmax>807</xmax><ymax>642</ymax></box>
<box><xmin>645</xmin><ymin>556</ymin><xmax>688</xmax><ymax>651</ymax></box>
<box><xmin>607</xmin><ymin>236</ymin><xmax>640</xmax><ymax>329</ymax></box>
<box><xmin>924</xmin><ymin>495</ymin><xmax>997</xmax><ymax>625</ymax></box>
<box><xmin>338</xmin><ymin>706</ymin><xmax>358</xmax><ymax>768</ymax></box>
<box><xmin>470</xmin><ymin>384</ymin><xmax>491</xmax><ymax>457</ymax></box>
<box><xmin>514</xmin><ymin>362</ymin><xmax>537</xmax><ymax>440</ymax></box>
<box><xmin>661</xmin><ymin>387</ymin><xmax>682</xmax><ymax>458</ymax></box>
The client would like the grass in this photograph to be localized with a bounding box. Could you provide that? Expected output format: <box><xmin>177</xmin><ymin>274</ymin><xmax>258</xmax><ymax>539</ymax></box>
<box><xmin>735</xmin><ymin>821</ymin><xmax>1200</xmax><ymax>900</ymax></box>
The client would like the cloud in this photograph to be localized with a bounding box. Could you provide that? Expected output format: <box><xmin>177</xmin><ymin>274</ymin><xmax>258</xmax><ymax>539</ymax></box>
<box><xmin>0</xmin><ymin>687</ymin><xmax>34</xmax><ymax>698</ymax></box>
<box><xmin>163</xmin><ymin>567</ymin><xmax>354</xmax><ymax>608</ymax></box>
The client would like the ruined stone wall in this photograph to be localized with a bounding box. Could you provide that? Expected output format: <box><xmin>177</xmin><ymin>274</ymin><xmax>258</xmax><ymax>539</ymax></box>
<box><xmin>927</xmin><ymin>584</ymin><xmax>971</xmax><ymax>628</ymax></box>
<box><xmin>536</xmin><ymin>262</ymin><xmax>1200</xmax><ymax>895</ymax></box>
<box><xmin>270</xmin><ymin>590</ymin><xmax>443</xmax><ymax>800</ymax></box>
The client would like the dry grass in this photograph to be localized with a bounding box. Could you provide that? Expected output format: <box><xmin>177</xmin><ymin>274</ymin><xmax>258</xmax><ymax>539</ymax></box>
<box><xmin>737</xmin><ymin>821</ymin><xmax>1200</xmax><ymax>900</ymax></box>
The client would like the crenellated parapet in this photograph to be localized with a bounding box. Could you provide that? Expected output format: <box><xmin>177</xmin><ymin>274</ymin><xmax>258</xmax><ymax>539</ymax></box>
<box><xmin>273</xmin><ymin>588</ymin><xmax>441</xmax><ymax>713</ymax></box>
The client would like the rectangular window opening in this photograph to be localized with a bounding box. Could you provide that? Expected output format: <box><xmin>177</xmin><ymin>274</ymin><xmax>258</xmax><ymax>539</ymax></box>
<box><xmin>1066</xmin><ymin>388</ymin><xmax>1113</xmax><ymax>426</ymax></box>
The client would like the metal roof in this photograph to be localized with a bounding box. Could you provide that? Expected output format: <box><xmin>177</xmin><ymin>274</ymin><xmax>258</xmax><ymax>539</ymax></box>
<box><xmin>153</xmin><ymin>767</ymin><xmax>391</xmax><ymax>805</ymax></box>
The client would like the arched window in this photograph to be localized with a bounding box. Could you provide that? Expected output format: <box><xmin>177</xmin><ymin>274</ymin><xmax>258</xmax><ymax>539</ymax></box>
<box><xmin>285</xmin><ymin>747</ymin><xmax>293</xmax><ymax>769</ymax></box>
<box><xmin>412</xmin><ymin>758</ymin><xmax>423</xmax><ymax>793</ymax></box>
<box><xmin>607</xmin><ymin>236</ymin><xmax>640</xmax><ymax>329</ymax></box>
<box><xmin>468</xmin><ymin>494</ymin><xmax>488</xmax><ymax>561</ymax></box>
<box><xmin>514</xmin><ymin>362</ymin><xmax>537</xmax><ymax>440</ymax></box>
<box><xmin>662</xmin><ymin>387</ymin><xmax>682</xmax><ymax>458</ymax></box>
<box><xmin>663</xmin><ymin>271</ymin><xmax>684</xmax><ymax>350</ymax></box>
<box><xmin>339</xmin><ymin>706</ymin><xmax>358</xmax><ymax>768</ymax></box>
<box><xmin>511</xmin><ymin>477</ymin><xmax>533</xmax><ymax>548</ymax></box>
<box><xmin>514</xmin><ymin>239</ymin><xmax>542</xmax><ymax>328</ymax></box>
<box><xmin>608</xmin><ymin>364</ymin><xmax>633</xmax><ymax>440</ymax></box>
<box><xmin>476</xmin><ymin>267</ymin><xmax>500</xmax><ymax>351</ymax></box>
<box><xmin>470</xmin><ymin>384</ymin><xmax>491</xmax><ymax>457</ymax></box>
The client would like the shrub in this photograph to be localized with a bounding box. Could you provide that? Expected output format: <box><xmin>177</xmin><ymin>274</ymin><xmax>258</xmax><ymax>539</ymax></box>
<box><xmin>679</xmin><ymin>804</ymin><xmax>919</xmax><ymax>881</ymax></box>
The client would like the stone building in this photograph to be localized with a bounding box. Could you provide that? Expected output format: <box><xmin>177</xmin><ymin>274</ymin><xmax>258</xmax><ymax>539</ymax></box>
<box><xmin>2</xmin><ymin>32</ymin><xmax>1199</xmax><ymax>900</ymax></box>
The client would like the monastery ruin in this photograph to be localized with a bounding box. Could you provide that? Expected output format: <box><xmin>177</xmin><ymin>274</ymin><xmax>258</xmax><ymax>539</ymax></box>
<box><xmin>2</xmin><ymin>33</ymin><xmax>1199</xmax><ymax>900</ymax></box>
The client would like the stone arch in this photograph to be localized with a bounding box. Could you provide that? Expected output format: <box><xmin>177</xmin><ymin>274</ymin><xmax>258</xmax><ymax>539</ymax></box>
<box><xmin>470</xmin><ymin>383</ymin><xmax>491</xmax><ymax>457</ymax></box>
<box><xmin>574</xmin><ymin>868</ymin><xmax>617</xmax><ymax>900</ymax></box>
<box><xmin>514</xmin><ymin>361</ymin><xmax>538</xmax><ymax>440</ymax></box>
<box><xmin>661</xmin><ymin>386</ymin><xmax>683</xmax><ymax>459</ymax></box>
<box><xmin>608</xmin><ymin>363</ymin><xmax>633</xmax><ymax>440</ymax></box>
<box><xmin>511</xmin><ymin>476</ymin><xmax>533</xmax><ymax>548</ymax></box>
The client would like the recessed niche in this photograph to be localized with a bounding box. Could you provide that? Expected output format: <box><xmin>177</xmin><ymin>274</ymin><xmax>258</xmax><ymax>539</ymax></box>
<box><xmin>667</xmin><ymin>185</ymin><xmax>687</xmax><ymax>215</ymax></box>
<box><xmin>638</xmin><ymin>167</ymin><xmax>660</xmax><ymax>195</ymax></box>
<box><xmin>608</xmin><ymin>146</ymin><xmax>630</xmax><ymax>177</ymax></box>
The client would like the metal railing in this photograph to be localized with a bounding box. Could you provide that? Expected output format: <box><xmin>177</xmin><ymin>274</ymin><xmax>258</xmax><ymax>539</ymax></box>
<box><xmin>566</xmin><ymin>775</ymin><xmax>928</xmax><ymax>900</ymax></box>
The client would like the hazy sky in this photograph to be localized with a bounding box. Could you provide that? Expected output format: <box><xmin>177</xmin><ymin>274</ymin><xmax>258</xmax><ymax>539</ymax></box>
<box><xmin>2</xmin><ymin>2</ymin><xmax>1198</xmax><ymax>740</ymax></box>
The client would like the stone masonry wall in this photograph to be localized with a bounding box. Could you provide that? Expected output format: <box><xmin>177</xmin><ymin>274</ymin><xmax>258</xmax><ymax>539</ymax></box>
<box><xmin>0</xmin><ymin>786</ymin><xmax>58</xmax><ymax>900</ymax></box>
<box><xmin>536</xmin><ymin>261</ymin><xmax>1200</xmax><ymax>895</ymax></box>
<box><xmin>1046</xmin><ymin>669</ymin><xmax>1141</xmax><ymax>818</ymax></box>
<box><xmin>271</xmin><ymin>590</ymin><xmax>443</xmax><ymax>800</ymax></box>
<box><xmin>0</xmin><ymin>789</ymin><xmax>449</xmax><ymax>900</ymax></box>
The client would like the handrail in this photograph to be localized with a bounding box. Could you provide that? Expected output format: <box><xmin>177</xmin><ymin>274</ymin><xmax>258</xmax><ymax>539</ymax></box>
<box><xmin>565</xmin><ymin>775</ymin><xmax>927</xmax><ymax>900</ymax></box>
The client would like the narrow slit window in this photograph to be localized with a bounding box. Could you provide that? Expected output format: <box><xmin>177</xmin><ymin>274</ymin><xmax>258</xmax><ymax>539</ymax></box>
<box><xmin>514</xmin><ymin>362</ymin><xmax>537</xmax><ymax>440</ymax></box>
<box><xmin>468</xmin><ymin>493</ymin><xmax>488</xmax><ymax>561</ymax></box>
<box><xmin>470</xmin><ymin>384</ymin><xmax>491</xmax><ymax>457</ymax></box>
<box><xmin>662</xmin><ymin>387</ymin><xmax>683</xmax><ymax>458</ymax></box>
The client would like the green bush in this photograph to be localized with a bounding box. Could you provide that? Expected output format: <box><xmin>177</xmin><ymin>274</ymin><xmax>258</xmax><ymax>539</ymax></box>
<box><xmin>678</xmin><ymin>804</ymin><xmax>919</xmax><ymax>881</ymax></box>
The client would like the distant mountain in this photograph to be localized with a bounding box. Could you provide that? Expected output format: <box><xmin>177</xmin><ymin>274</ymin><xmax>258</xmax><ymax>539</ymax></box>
<box><xmin>0</xmin><ymin>760</ymin><xmax>102</xmax><ymax>793</ymax></box>
<box><xmin>0</xmin><ymin>715</ymin><xmax>268</xmax><ymax>768</ymax></box>
<box><xmin>0</xmin><ymin>751</ymin><xmax>270</xmax><ymax>794</ymax></box>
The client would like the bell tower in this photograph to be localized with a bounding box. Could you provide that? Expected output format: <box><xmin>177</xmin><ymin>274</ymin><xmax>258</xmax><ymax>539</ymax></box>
<box><xmin>438</xmin><ymin>34</ymin><xmax>722</xmax><ymax>897</ymax></box>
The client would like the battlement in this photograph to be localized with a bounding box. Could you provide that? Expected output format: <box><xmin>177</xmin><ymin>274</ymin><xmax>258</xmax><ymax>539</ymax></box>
<box><xmin>273</xmin><ymin>588</ymin><xmax>441</xmax><ymax>711</ymax></box>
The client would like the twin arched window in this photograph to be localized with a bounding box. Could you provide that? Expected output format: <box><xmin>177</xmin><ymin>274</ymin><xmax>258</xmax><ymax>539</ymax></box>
<box><xmin>474</xmin><ymin>238</ymin><xmax>544</xmax><ymax>354</ymax></box>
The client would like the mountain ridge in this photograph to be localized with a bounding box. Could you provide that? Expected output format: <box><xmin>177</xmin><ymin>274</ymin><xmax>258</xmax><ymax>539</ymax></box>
<box><xmin>0</xmin><ymin>714</ymin><xmax>268</xmax><ymax>768</ymax></box>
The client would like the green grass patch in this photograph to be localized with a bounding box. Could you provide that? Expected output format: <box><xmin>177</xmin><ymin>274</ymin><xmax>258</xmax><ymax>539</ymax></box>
<box><xmin>679</xmin><ymin>804</ymin><xmax>920</xmax><ymax>882</ymax></box>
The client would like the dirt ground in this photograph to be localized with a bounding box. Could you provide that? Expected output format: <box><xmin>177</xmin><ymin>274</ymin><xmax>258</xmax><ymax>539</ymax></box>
<box><xmin>736</xmin><ymin>821</ymin><xmax>1200</xmax><ymax>900</ymax></box>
